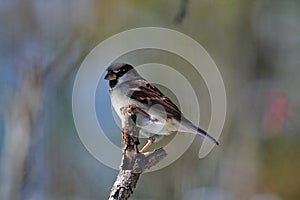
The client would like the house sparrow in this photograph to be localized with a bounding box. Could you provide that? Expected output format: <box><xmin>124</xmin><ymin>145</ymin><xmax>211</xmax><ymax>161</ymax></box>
<box><xmin>104</xmin><ymin>62</ymin><xmax>219</xmax><ymax>153</ymax></box>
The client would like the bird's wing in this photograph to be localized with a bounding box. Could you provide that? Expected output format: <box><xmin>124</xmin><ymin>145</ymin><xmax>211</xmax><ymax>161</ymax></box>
<box><xmin>125</xmin><ymin>79</ymin><xmax>219</xmax><ymax>145</ymax></box>
<box><xmin>127</xmin><ymin>79</ymin><xmax>182</xmax><ymax>121</ymax></box>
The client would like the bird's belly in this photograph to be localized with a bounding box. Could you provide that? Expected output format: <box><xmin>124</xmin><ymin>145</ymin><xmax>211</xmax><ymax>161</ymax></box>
<box><xmin>110</xmin><ymin>95</ymin><xmax>132</xmax><ymax>118</ymax></box>
<box><xmin>109</xmin><ymin>90</ymin><xmax>175</xmax><ymax>136</ymax></box>
<box><xmin>110</xmin><ymin>89</ymin><xmax>146</xmax><ymax>118</ymax></box>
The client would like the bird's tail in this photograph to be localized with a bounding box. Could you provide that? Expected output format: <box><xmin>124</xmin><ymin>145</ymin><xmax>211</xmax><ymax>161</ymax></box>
<box><xmin>196</xmin><ymin>127</ymin><xmax>219</xmax><ymax>145</ymax></box>
<box><xmin>179</xmin><ymin>118</ymin><xmax>219</xmax><ymax>145</ymax></box>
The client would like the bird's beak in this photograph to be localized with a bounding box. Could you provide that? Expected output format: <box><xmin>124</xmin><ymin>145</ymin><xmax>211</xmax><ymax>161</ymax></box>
<box><xmin>104</xmin><ymin>71</ymin><xmax>117</xmax><ymax>80</ymax></box>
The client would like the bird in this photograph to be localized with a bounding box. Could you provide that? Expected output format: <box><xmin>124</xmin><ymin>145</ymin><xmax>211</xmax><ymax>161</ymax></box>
<box><xmin>104</xmin><ymin>62</ymin><xmax>219</xmax><ymax>153</ymax></box>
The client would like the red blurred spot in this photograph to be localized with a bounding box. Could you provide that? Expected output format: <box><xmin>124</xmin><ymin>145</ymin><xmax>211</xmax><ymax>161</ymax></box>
<box><xmin>262</xmin><ymin>90</ymin><xmax>289</xmax><ymax>136</ymax></box>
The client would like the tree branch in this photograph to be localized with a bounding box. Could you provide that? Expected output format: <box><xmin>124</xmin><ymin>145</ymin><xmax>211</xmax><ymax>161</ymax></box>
<box><xmin>108</xmin><ymin>105</ymin><xmax>167</xmax><ymax>200</ymax></box>
<box><xmin>174</xmin><ymin>0</ymin><xmax>190</xmax><ymax>24</ymax></box>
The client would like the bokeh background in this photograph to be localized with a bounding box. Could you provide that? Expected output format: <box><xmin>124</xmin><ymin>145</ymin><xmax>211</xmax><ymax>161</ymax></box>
<box><xmin>1</xmin><ymin>0</ymin><xmax>300</xmax><ymax>200</ymax></box>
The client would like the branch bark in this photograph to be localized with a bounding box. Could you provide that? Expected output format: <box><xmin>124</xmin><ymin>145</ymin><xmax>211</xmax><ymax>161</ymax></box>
<box><xmin>108</xmin><ymin>105</ymin><xmax>167</xmax><ymax>200</ymax></box>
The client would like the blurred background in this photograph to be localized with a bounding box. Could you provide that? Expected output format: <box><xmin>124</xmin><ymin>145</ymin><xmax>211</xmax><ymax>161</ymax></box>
<box><xmin>1</xmin><ymin>0</ymin><xmax>300</xmax><ymax>200</ymax></box>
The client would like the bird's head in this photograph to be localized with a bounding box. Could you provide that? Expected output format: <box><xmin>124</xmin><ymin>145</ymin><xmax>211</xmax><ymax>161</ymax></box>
<box><xmin>104</xmin><ymin>63</ymin><xmax>139</xmax><ymax>88</ymax></box>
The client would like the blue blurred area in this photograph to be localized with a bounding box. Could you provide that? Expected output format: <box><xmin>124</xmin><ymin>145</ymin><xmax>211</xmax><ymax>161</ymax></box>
<box><xmin>0</xmin><ymin>114</ymin><xmax>3</xmax><ymax>165</ymax></box>
<box><xmin>96</xmin><ymin>73</ymin><xmax>121</xmax><ymax>146</ymax></box>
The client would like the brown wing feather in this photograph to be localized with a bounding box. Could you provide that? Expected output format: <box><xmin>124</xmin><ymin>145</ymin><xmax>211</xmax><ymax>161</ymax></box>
<box><xmin>128</xmin><ymin>80</ymin><xmax>182</xmax><ymax>120</ymax></box>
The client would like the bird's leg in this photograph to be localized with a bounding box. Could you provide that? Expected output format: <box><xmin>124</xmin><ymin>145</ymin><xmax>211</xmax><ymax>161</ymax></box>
<box><xmin>139</xmin><ymin>140</ymin><xmax>153</xmax><ymax>154</ymax></box>
<box><xmin>139</xmin><ymin>136</ymin><xmax>156</xmax><ymax>154</ymax></box>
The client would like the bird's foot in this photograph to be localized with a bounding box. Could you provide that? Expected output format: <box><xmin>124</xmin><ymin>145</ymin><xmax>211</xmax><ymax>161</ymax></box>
<box><xmin>139</xmin><ymin>139</ymin><xmax>153</xmax><ymax>154</ymax></box>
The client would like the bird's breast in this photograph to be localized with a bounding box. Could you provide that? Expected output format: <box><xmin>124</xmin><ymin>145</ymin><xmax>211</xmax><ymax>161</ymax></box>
<box><xmin>110</xmin><ymin>89</ymin><xmax>135</xmax><ymax>118</ymax></box>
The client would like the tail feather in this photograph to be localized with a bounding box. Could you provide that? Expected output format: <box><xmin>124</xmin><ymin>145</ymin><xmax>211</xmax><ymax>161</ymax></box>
<box><xmin>178</xmin><ymin>117</ymin><xmax>219</xmax><ymax>145</ymax></box>
<box><xmin>197</xmin><ymin>127</ymin><xmax>219</xmax><ymax>145</ymax></box>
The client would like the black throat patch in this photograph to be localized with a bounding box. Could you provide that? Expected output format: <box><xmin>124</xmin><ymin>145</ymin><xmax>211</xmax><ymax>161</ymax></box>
<box><xmin>109</xmin><ymin>79</ymin><xmax>118</xmax><ymax>88</ymax></box>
